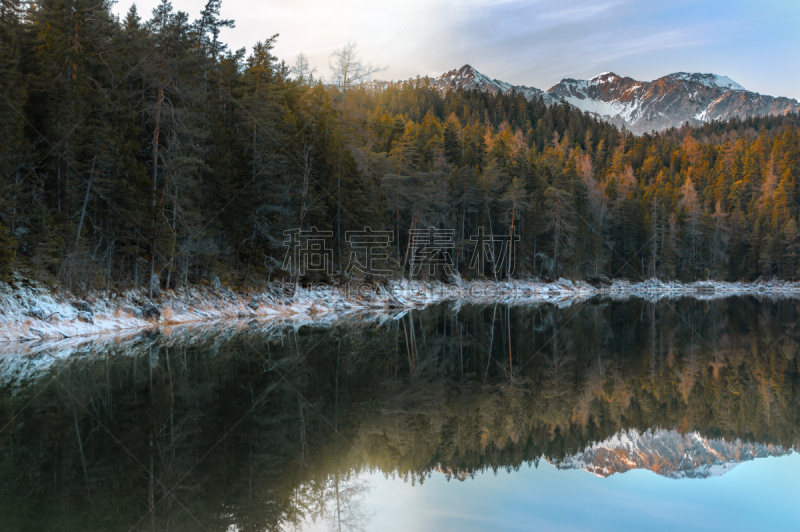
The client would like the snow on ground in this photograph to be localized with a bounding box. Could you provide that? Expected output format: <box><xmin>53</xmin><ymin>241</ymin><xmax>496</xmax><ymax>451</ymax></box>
<box><xmin>558</xmin><ymin>85</ymin><xmax>645</xmax><ymax>125</ymax></box>
<box><xmin>3</xmin><ymin>274</ymin><xmax>800</xmax><ymax>345</ymax></box>
<box><xmin>4</xmin><ymin>275</ymin><xmax>800</xmax><ymax>392</ymax></box>
<box><xmin>0</xmin><ymin>309</ymin><xmax>401</xmax><ymax>386</ymax></box>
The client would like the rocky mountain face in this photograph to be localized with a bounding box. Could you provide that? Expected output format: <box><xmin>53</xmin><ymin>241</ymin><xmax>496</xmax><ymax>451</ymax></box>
<box><xmin>365</xmin><ymin>64</ymin><xmax>547</xmax><ymax>101</ymax></box>
<box><xmin>553</xmin><ymin>429</ymin><xmax>792</xmax><ymax>479</ymax></box>
<box><xmin>547</xmin><ymin>71</ymin><xmax>800</xmax><ymax>134</ymax></box>
<box><xmin>373</xmin><ymin>65</ymin><xmax>800</xmax><ymax>134</ymax></box>
<box><xmin>433</xmin><ymin>65</ymin><xmax>546</xmax><ymax>101</ymax></box>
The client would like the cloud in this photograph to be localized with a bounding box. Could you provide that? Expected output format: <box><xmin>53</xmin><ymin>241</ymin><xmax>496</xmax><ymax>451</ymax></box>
<box><xmin>113</xmin><ymin>0</ymin><xmax>799</xmax><ymax>99</ymax></box>
<box><xmin>551</xmin><ymin>29</ymin><xmax>708</xmax><ymax>82</ymax></box>
<box><xmin>538</xmin><ymin>1</ymin><xmax>626</xmax><ymax>22</ymax></box>
<box><xmin>600</xmin><ymin>30</ymin><xmax>707</xmax><ymax>61</ymax></box>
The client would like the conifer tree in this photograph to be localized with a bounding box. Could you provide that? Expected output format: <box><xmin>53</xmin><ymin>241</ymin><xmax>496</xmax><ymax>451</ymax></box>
<box><xmin>443</xmin><ymin>119</ymin><xmax>461</xmax><ymax>166</ymax></box>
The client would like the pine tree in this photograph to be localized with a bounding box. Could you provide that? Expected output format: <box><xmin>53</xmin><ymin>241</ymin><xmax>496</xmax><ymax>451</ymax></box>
<box><xmin>0</xmin><ymin>19</ymin><xmax>27</xmax><ymax>249</ymax></box>
<box><xmin>782</xmin><ymin>218</ymin><xmax>800</xmax><ymax>279</ymax></box>
<box><xmin>0</xmin><ymin>222</ymin><xmax>15</xmax><ymax>281</ymax></box>
<box><xmin>443</xmin><ymin>119</ymin><xmax>461</xmax><ymax>166</ymax></box>
<box><xmin>543</xmin><ymin>184</ymin><xmax>576</xmax><ymax>278</ymax></box>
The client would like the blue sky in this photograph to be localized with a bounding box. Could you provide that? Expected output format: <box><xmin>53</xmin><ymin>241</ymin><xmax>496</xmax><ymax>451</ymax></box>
<box><xmin>301</xmin><ymin>453</ymin><xmax>800</xmax><ymax>531</ymax></box>
<box><xmin>116</xmin><ymin>0</ymin><xmax>800</xmax><ymax>99</ymax></box>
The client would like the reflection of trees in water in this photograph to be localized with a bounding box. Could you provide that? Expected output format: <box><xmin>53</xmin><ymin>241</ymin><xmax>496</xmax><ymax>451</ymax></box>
<box><xmin>0</xmin><ymin>297</ymin><xmax>799</xmax><ymax>530</ymax></box>
<box><xmin>307</xmin><ymin>470</ymin><xmax>371</xmax><ymax>532</ymax></box>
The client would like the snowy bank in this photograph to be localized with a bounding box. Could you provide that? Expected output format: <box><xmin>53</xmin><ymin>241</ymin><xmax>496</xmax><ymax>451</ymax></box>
<box><xmin>3</xmin><ymin>275</ymin><xmax>800</xmax><ymax>343</ymax></box>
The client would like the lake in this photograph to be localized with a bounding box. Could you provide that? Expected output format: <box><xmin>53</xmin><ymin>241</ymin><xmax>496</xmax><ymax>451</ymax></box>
<box><xmin>1</xmin><ymin>296</ymin><xmax>798</xmax><ymax>531</ymax></box>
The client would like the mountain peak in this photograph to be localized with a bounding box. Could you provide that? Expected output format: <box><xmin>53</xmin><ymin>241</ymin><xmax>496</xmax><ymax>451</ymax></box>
<box><xmin>663</xmin><ymin>72</ymin><xmax>745</xmax><ymax>92</ymax></box>
<box><xmin>554</xmin><ymin>428</ymin><xmax>792</xmax><ymax>479</ymax></box>
<box><xmin>545</xmin><ymin>68</ymin><xmax>796</xmax><ymax>133</ymax></box>
<box><xmin>444</xmin><ymin>64</ymin><xmax>491</xmax><ymax>83</ymax></box>
<box><xmin>590</xmin><ymin>72</ymin><xmax>620</xmax><ymax>83</ymax></box>
<box><xmin>437</xmin><ymin>65</ymin><xmax>544</xmax><ymax>100</ymax></box>
<box><xmin>371</xmin><ymin>64</ymin><xmax>796</xmax><ymax>134</ymax></box>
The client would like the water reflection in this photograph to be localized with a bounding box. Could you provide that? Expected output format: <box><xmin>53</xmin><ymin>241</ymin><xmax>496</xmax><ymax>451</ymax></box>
<box><xmin>0</xmin><ymin>296</ymin><xmax>798</xmax><ymax>531</ymax></box>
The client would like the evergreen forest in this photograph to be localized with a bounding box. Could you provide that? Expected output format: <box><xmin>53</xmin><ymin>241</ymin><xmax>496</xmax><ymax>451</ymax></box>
<box><xmin>2</xmin><ymin>0</ymin><xmax>800</xmax><ymax>291</ymax></box>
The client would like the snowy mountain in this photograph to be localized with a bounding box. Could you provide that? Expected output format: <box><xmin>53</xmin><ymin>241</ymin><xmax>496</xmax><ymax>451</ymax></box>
<box><xmin>434</xmin><ymin>65</ymin><xmax>546</xmax><ymax>101</ymax></box>
<box><xmin>553</xmin><ymin>428</ymin><xmax>792</xmax><ymax>479</ymax></box>
<box><xmin>370</xmin><ymin>65</ymin><xmax>800</xmax><ymax>134</ymax></box>
<box><xmin>546</xmin><ymin>71</ymin><xmax>800</xmax><ymax>134</ymax></box>
<box><xmin>365</xmin><ymin>64</ymin><xmax>547</xmax><ymax>101</ymax></box>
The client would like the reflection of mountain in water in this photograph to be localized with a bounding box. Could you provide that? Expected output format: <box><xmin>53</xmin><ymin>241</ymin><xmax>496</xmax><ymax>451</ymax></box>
<box><xmin>554</xmin><ymin>429</ymin><xmax>792</xmax><ymax>479</ymax></box>
<box><xmin>435</xmin><ymin>465</ymin><xmax>472</xmax><ymax>482</ymax></box>
<box><xmin>2</xmin><ymin>297</ymin><xmax>800</xmax><ymax>530</ymax></box>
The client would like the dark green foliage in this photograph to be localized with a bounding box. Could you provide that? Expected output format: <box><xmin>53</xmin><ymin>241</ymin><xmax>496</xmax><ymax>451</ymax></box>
<box><xmin>354</xmin><ymin>80</ymin><xmax>800</xmax><ymax>281</ymax></box>
<box><xmin>443</xmin><ymin>119</ymin><xmax>461</xmax><ymax>165</ymax></box>
<box><xmin>2</xmin><ymin>0</ymin><xmax>799</xmax><ymax>287</ymax></box>
<box><xmin>0</xmin><ymin>0</ymin><xmax>382</xmax><ymax>290</ymax></box>
<box><xmin>0</xmin><ymin>223</ymin><xmax>15</xmax><ymax>281</ymax></box>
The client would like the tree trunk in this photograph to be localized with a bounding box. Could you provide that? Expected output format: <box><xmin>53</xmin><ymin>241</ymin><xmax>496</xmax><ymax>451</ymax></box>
<box><xmin>651</xmin><ymin>196</ymin><xmax>658</xmax><ymax>278</ymax></box>
<box><xmin>508</xmin><ymin>198</ymin><xmax>516</xmax><ymax>279</ymax></box>
<box><xmin>484</xmin><ymin>303</ymin><xmax>498</xmax><ymax>383</ymax></box>
<box><xmin>486</xmin><ymin>200</ymin><xmax>497</xmax><ymax>281</ymax></box>
<box><xmin>75</xmin><ymin>154</ymin><xmax>97</xmax><ymax>249</ymax></box>
<box><xmin>252</xmin><ymin>79</ymin><xmax>258</xmax><ymax>183</ymax></box>
<box><xmin>149</xmin><ymin>43</ymin><xmax>168</xmax><ymax>299</ymax></box>
<box><xmin>554</xmin><ymin>196</ymin><xmax>560</xmax><ymax>276</ymax></box>
<box><xmin>402</xmin><ymin>213</ymin><xmax>417</xmax><ymax>280</ymax></box>
<box><xmin>507</xmin><ymin>305</ymin><xmax>512</xmax><ymax>379</ymax></box>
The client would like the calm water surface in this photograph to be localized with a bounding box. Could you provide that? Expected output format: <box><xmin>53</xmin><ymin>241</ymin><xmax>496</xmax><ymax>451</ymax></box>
<box><xmin>1</xmin><ymin>296</ymin><xmax>799</xmax><ymax>531</ymax></box>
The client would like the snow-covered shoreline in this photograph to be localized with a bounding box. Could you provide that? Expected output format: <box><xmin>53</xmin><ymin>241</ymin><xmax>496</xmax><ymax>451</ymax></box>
<box><xmin>3</xmin><ymin>276</ymin><xmax>800</xmax><ymax>344</ymax></box>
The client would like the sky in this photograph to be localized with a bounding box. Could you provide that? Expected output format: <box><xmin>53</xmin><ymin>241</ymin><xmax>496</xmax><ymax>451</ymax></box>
<box><xmin>301</xmin><ymin>454</ymin><xmax>800</xmax><ymax>531</ymax></box>
<box><xmin>114</xmin><ymin>0</ymin><xmax>800</xmax><ymax>99</ymax></box>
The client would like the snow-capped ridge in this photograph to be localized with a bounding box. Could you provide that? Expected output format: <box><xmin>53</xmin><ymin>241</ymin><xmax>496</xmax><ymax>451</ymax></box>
<box><xmin>438</xmin><ymin>64</ymin><xmax>545</xmax><ymax>100</ymax></box>
<box><xmin>547</xmin><ymin>69</ymin><xmax>797</xmax><ymax>133</ymax></box>
<box><xmin>554</xmin><ymin>428</ymin><xmax>793</xmax><ymax>479</ymax></box>
<box><xmin>590</xmin><ymin>72</ymin><xmax>619</xmax><ymax>83</ymax></box>
<box><xmin>367</xmin><ymin>64</ymin><xmax>797</xmax><ymax>133</ymax></box>
<box><xmin>665</xmin><ymin>72</ymin><xmax>745</xmax><ymax>92</ymax></box>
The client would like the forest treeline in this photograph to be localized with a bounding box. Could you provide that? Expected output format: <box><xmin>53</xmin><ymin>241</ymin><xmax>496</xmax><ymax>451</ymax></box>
<box><xmin>2</xmin><ymin>0</ymin><xmax>800</xmax><ymax>292</ymax></box>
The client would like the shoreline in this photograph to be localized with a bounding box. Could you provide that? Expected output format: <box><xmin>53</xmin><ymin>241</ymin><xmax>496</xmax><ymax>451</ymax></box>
<box><xmin>3</xmin><ymin>276</ymin><xmax>800</xmax><ymax>344</ymax></box>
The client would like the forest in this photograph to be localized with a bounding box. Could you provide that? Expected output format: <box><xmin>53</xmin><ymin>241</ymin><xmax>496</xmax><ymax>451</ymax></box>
<box><xmin>2</xmin><ymin>0</ymin><xmax>800</xmax><ymax>293</ymax></box>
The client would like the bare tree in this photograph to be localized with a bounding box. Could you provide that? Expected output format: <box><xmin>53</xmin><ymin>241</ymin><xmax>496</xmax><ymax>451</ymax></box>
<box><xmin>327</xmin><ymin>41</ymin><xmax>385</xmax><ymax>270</ymax></box>
<box><xmin>328</xmin><ymin>41</ymin><xmax>383</xmax><ymax>93</ymax></box>
<box><xmin>291</xmin><ymin>52</ymin><xmax>316</xmax><ymax>83</ymax></box>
